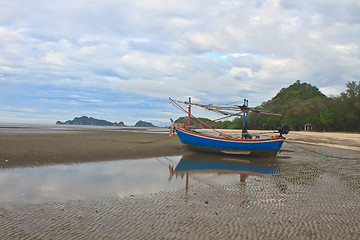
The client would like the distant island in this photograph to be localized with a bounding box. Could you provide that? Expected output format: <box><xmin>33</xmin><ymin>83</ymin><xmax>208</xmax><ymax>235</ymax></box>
<box><xmin>134</xmin><ymin>120</ymin><xmax>156</xmax><ymax>127</ymax></box>
<box><xmin>56</xmin><ymin>116</ymin><xmax>156</xmax><ymax>127</ymax></box>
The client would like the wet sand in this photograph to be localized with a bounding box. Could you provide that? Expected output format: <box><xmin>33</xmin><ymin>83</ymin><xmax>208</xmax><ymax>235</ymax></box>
<box><xmin>0</xmin><ymin>126</ymin><xmax>359</xmax><ymax>239</ymax></box>
<box><xmin>0</xmin><ymin>127</ymin><xmax>185</xmax><ymax>168</ymax></box>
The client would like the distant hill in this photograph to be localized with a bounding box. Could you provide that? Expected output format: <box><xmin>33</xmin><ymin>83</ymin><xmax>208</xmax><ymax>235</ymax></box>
<box><xmin>56</xmin><ymin>116</ymin><xmax>126</xmax><ymax>127</ymax></box>
<box><xmin>259</xmin><ymin>80</ymin><xmax>327</xmax><ymax>114</ymax></box>
<box><xmin>248</xmin><ymin>80</ymin><xmax>330</xmax><ymax>130</ymax></box>
<box><xmin>174</xmin><ymin>117</ymin><xmax>219</xmax><ymax>129</ymax></box>
<box><xmin>134</xmin><ymin>120</ymin><xmax>155</xmax><ymax>127</ymax></box>
<box><xmin>56</xmin><ymin>116</ymin><xmax>157</xmax><ymax>127</ymax></box>
<box><xmin>268</xmin><ymin>80</ymin><xmax>326</xmax><ymax>104</ymax></box>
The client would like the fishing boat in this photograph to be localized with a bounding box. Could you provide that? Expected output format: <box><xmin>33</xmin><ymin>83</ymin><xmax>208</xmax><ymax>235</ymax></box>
<box><xmin>169</xmin><ymin>97</ymin><xmax>289</xmax><ymax>156</ymax></box>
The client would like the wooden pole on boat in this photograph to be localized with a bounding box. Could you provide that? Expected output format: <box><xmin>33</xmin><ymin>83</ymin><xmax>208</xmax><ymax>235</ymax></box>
<box><xmin>168</xmin><ymin>97</ymin><xmax>231</xmax><ymax>137</ymax></box>
<box><xmin>188</xmin><ymin>97</ymin><xmax>191</xmax><ymax>127</ymax></box>
<box><xmin>242</xmin><ymin>99</ymin><xmax>248</xmax><ymax>134</ymax></box>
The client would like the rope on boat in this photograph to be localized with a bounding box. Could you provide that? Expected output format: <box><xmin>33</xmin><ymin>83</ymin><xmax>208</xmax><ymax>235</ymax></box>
<box><xmin>169</xmin><ymin>97</ymin><xmax>232</xmax><ymax>137</ymax></box>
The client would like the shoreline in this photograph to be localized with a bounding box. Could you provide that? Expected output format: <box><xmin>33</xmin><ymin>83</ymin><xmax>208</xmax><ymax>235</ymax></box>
<box><xmin>0</xmin><ymin>127</ymin><xmax>359</xmax><ymax>169</ymax></box>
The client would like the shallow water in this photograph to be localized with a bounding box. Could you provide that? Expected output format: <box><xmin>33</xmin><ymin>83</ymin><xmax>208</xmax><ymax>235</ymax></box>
<box><xmin>0</xmin><ymin>156</ymin><xmax>185</xmax><ymax>205</ymax></box>
<box><xmin>0</xmin><ymin>154</ymin><xmax>280</xmax><ymax>205</ymax></box>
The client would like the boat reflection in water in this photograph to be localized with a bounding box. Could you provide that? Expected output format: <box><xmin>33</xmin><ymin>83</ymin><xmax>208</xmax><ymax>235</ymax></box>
<box><xmin>169</xmin><ymin>153</ymin><xmax>283</xmax><ymax>197</ymax></box>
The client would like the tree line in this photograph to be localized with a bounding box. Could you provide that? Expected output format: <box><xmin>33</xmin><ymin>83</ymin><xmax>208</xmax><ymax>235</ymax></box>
<box><xmin>175</xmin><ymin>81</ymin><xmax>360</xmax><ymax>132</ymax></box>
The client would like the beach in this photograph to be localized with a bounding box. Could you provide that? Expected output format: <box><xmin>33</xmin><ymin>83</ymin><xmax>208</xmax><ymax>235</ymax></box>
<box><xmin>0</xmin><ymin>125</ymin><xmax>185</xmax><ymax>168</ymax></box>
<box><xmin>0</xmin><ymin>124</ymin><xmax>359</xmax><ymax>239</ymax></box>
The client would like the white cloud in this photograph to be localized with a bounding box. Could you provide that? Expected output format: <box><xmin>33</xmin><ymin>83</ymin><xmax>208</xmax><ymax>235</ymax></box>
<box><xmin>230</xmin><ymin>67</ymin><xmax>254</xmax><ymax>78</ymax></box>
<box><xmin>44</xmin><ymin>51</ymin><xmax>65</xmax><ymax>65</ymax></box>
<box><xmin>0</xmin><ymin>0</ymin><xmax>359</xmax><ymax>123</ymax></box>
<box><xmin>0</xmin><ymin>106</ymin><xmax>37</xmax><ymax>113</ymax></box>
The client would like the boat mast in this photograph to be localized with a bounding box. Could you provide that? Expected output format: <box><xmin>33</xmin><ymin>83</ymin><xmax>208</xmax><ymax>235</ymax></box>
<box><xmin>188</xmin><ymin>97</ymin><xmax>191</xmax><ymax>127</ymax></box>
<box><xmin>242</xmin><ymin>99</ymin><xmax>252</xmax><ymax>139</ymax></box>
<box><xmin>242</xmin><ymin>99</ymin><xmax>248</xmax><ymax>131</ymax></box>
<box><xmin>169</xmin><ymin>97</ymin><xmax>231</xmax><ymax>137</ymax></box>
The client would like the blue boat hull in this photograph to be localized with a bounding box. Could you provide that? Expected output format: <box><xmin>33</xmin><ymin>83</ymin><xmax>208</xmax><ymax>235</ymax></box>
<box><xmin>175</xmin><ymin>128</ymin><xmax>285</xmax><ymax>156</ymax></box>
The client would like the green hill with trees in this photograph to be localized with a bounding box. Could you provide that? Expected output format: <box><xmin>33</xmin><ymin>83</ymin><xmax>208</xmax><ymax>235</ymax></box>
<box><xmin>249</xmin><ymin>80</ymin><xmax>360</xmax><ymax>131</ymax></box>
<box><xmin>175</xmin><ymin>80</ymin><xmax>360</xmax><ymax>132</ymax></box>
<box><xmin>248</xmin><ymin>80</ymin><xmax>329</xmax><ymax>131</ymax></box>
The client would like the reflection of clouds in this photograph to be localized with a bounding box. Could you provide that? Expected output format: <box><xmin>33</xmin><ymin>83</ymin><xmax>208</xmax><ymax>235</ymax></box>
<box><xmin>0</xmin><ymin>156</ymin><xmax>183</xmax><ymax>205</ymax></box>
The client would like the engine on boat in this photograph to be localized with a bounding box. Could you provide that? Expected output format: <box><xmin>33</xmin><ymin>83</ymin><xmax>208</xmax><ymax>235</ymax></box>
<box><xmin>278</xmin><ymin>123</ymin><xmax>290</xmax><ymax>137</ymax></box>
<box><xmin>242</xmin><ymin>129</ymin><xmax>252</xmax><ymax>139</ymax></box>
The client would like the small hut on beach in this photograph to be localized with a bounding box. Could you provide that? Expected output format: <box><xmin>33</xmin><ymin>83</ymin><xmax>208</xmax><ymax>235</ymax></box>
<box><xmin>304</xmin><ymin>123</ymin><xmax>312</xmax><ymax>131</ymax></box>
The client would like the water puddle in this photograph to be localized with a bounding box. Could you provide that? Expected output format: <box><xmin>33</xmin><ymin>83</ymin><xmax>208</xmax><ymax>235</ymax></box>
<box><xmin>0</xmin><ymin>156</ymin><xmax>184</xmax><ymax>205</ymax></box>
<box><xmin>0</xmin><ymin>154</ymin><xmax>280</xmax><ymax>205</ymax></box>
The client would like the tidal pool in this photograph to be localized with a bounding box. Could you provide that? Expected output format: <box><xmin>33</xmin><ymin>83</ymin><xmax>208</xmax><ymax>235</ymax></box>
<box><xmin>0</xmin><ymin>153</ymin><xmax>280</xmax><ymax>205</ymax></box>
<box><xmin>0</xmin><ymin>156</ymin><xmax>185</xmax><ymax>205</ymax></box>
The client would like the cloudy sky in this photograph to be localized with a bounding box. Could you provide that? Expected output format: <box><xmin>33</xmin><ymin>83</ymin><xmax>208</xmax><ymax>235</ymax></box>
<box><xmin>1</xmin><ymin>0</ymin><xmax>359</xmax><ymax>126</ymax></box>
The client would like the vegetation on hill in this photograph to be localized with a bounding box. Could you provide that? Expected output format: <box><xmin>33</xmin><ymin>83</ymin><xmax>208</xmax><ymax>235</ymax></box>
<box><xmin>248</xmin><ymin>80</ymin><xmax>329</xmax><ymax>131</ymax></box>
<box><xmin>331</xmin><ymin>81</ymin><xmax>360</xmax><ymax>131</ymax></box>
<box><xmin>175</xmin><ymin>80</ymin><xmax>360</xmax><ymax>132</ymax></box>
<box><xmin>174</xmin><ymin>117</ymin><xmax>220</xmax><ymax>129</ymax></box>
<box><xmin>249</xmin><ymin>80</ymin><xmax>359</xmax><ymax>131</ymax></box>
